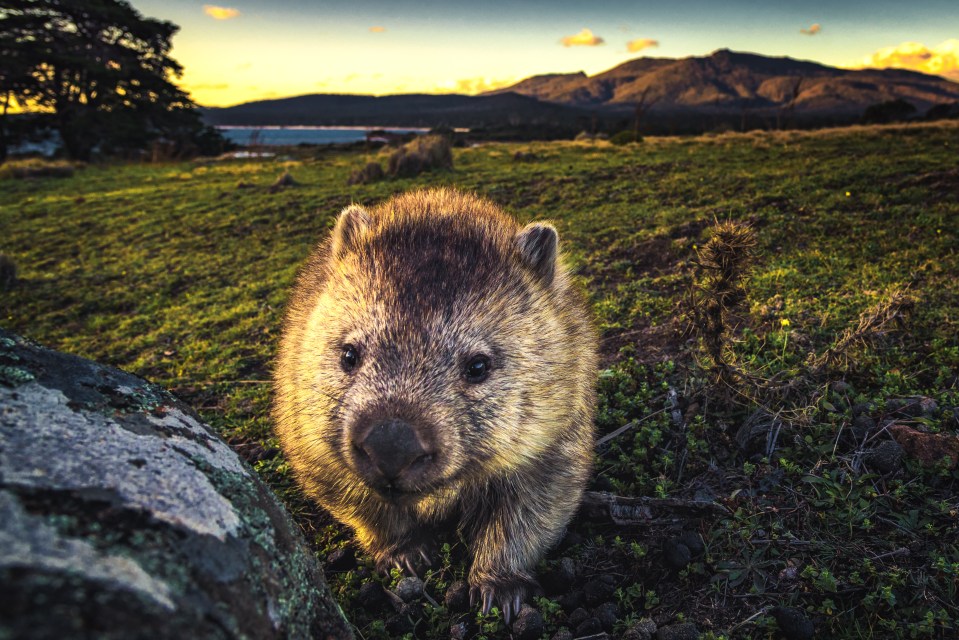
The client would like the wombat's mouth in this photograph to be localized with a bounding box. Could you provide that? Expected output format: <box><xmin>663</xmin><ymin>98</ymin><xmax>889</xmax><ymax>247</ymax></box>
<box><xmin>371</xmin><ymin>484</ymin><xmax>424</xmax><ymax>505</ymax></box>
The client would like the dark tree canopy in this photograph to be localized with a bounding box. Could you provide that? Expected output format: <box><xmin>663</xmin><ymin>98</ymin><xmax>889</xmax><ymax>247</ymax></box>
<box><xmin>0</xmin><ymin>0</ymin><xmax>226</xmax><ymax>160</ymax></box>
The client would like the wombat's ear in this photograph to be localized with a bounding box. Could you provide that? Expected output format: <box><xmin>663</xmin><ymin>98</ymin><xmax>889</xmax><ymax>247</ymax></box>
<box><xmin>516</xmin><ymin>222</ymin><xmax>558</xmax><ymax>285</ymax></box>
<box><xmin>331</xmin><ymin>204</ymin><xmax>371</xmax><ymax>258</ymax></box>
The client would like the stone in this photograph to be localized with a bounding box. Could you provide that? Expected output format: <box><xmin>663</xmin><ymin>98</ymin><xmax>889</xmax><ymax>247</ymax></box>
<box><xmin>656</xmin><ymin>622</ymin><xmax>699</xmax><ymax>640</ymax></box>
<box><xmin>593</xmin><ymin>601</ymin><xmax>619</xmax><ymax>631</ymax></box>
<box><xmin>574</xmin><ymin>616</ymin><xmax>603</xmax><ymax>636</ymax></box>
<box><xmin>865</xmin><ymin>440</ymin><xmax>904</xmax><ymax>474</ymax></box>
<box><xmin>541</xmin><ymin>556</ymin><xmax>577</xmax><ymax>594</ymax></box>
<box><xmin>771</xmin><ymin>606</ymin><xmax>815</xmax><ymax>640</ymax></box>
<box><xmin>325</xmin><ymin>546</ymin><xmax>357</xmax><ymax>571</ymax></box>
<box><xmin>444</xmin><ymin>580</ymin><xmax>470</xmax><ymax>613</ymax></box>
<box><xmin>622</xmin><ymin>618</ymin><xmax>657</xmax><ymax>640</ymax></box>
<box><xmin>395</xmin><ymin>576</ymin><xmax>425</xmax><ymax>602</ymax></box>
<box><xmin>889</xmin><ymin>424</ymin><xmax>959</xmax><ymax>469</ymax></box>
<box><xmin>356</xmin><ymin>582</ymin><xmax>391</xmax><ymax>612</ymax></box>
<box><xmin>511</xmin><ymin>604</ymin><xmax>545</xmax><ymax>640</ymax></box>
<box><xmin>662</xmin><ymin>537</ymin><xmax>693</xmax><ymax>570</ymax></box>
<box><xmin>0</xmin><ymin>330</ymin><xmax>352</xmax><ymax>639</ymax></box>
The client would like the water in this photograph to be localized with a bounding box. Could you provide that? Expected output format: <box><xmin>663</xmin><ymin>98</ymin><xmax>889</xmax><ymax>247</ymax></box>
<box><xmin>217</xmin><ymin>126</ymin><xmax>431</xmax><ymax>147</ymax></box>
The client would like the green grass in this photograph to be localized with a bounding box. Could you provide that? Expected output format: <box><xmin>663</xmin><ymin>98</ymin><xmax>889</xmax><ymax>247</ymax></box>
<box><xmin>2</xmin><ymin>122</ymin><xmax>958</xmax><ymax>639</ymax></box>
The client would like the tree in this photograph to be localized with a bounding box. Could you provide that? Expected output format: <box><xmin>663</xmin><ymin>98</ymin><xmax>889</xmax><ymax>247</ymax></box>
<box><xmin>0</xmin><ymin>0</ymin><xmax>226</xmax><ymax>160</ymax></box>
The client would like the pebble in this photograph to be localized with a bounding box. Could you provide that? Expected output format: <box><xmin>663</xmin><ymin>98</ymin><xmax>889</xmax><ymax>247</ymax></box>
<box><xmin>582</xmin><ymin>576</ymin><xmax>616</xmax><ymax>606</ymax></box>
<box><xmin>866</xmin><ymin>440</ymin><xmax>904</xmax><ymax>474</ymax></box>
<box><xmin>622</xmin><ymin>618</ymin><xmax>657</xmax><ymax>640</ymax></box>
<box><xmin>771</xmin><ymin>606</ymin><xmax>815</xmax><ymax>640</ymax></box>
<box><xmin>324</xmin><ymin>547</ymin><xmax>356</xmax><ymax>571</ymax></box>
<box><xmin>677</xmin><ymin>531</ymin><xmax>705</xmax><ymax>558</ymax></box>
<box><xmin>593</xmin><ymin>601</ymin><xmax>619</xmax><ymax>631</ymax></box>
<box><xmin>662</xmin><ymin>537</ymin><xmax>692</xmax><ymax>570</ymax></box>
<box><xmin>550</xmin><ymin>628</ymin><xmax>573</xmax><ymax>640</ymax></box>
<box><xmin>394</xmin><ymin>576</ymin><xmax>424</xmax><ymax>602</ymax></box>
<box><xmin>542</xmin><ymin>556</ymin><xmax>577</xmax><ymax>594</ymax></box>
<box><xmin>574</xmin><ymin>616</ymin><xmax>603</xmax><ymax>637</ymax></box>
<box><xmin>656</xmin><ymin>622</ymin><xmax>699</xmax><ymax>640</ymax></box>
<box><xmin>444</xmin><ymin>580</ymin><xmax>470</xmax><ymax>613</ymax></box>
<box><xmin>512</xmin><ymin>605</ymin><xmax>545</xmax><ymax>640</ymax></box>
<box><xmin>355</xmin><ymin>581</ymin><xmax>390</xmax><ymax>612</ymax></box>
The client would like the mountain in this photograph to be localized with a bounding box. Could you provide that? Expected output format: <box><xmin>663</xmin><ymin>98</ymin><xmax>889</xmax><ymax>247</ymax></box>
<box><xmin>488</xmin><ymin>49</ymin><xmax>959</xmax><ymax>116</ymax></box>
<box><xmin>201</xmin><ymin>92</ymin><xmax>592</xmax><ymax>132</ymax></box>
<box><xmin>200</xmin><ymin>50</ymin><xmax>959</xmax><ymax>137</ymax></box>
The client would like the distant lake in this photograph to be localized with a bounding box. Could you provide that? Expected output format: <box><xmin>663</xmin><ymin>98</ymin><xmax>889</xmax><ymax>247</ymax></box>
<box><xmin>216</xmin><ymin>126</ymin><xmax>431</xmax><ymax>146</ymax></box>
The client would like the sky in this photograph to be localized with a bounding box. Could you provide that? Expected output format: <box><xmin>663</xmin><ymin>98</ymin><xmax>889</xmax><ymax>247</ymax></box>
<box><xmin>126</xmin><ymin>0</ymin><xmax>959</xmax><ymax>107</ymax></box>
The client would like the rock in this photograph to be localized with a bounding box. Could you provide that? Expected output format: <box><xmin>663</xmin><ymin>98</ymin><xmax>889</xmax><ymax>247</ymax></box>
<box><xmin>325</xmin><ymin>546</ymin><xmax>356</xmax><ymax>571</ymax></box>
<box><xmin>677</xmin><ymin>531</ymin><xmax>706</xmax><ymax>558</ymax></box>
<box><xmin>889</xmin><ymin>424</ymin><xmax>959</xmax><ymax>469</ymax></box>
<box><xmin>567</xmin><ymin>607</ymin><xmax>589</xmax><ymax>629</ymax></box>
<box><xmin>575</xmin><ymin>616</ymin><xmax>603</xmax><ymax>636</ymax></box>
<box><xmin>560</xmin><ymin>530</ymin><xmax>584</xmax><ymax>549</ymax></box>
<box><xmin>272</xmin><ymin>170</ymin><xmax>298</xmax><ymax>188</ymax></box>
<box><xmin>656</xmin><ymin>622</ymin><xmax>699</xmax><ymax>640</ymax></box>
<box><xmin>559</xmin><ymin>588</ymin><xmax>585</xmax><ymax>612</ymax></box>
<box><xmin>550</xmin><ymin>629</ymin><xmax>573</xmax><ymax>640</ymax></box>
<box><xmin>622</xmin><ymin>618</ymin><xmax>657</xmax><ymax>640</ymax></box>
<box><xmin>852</xmin><ymin>415</ymin><xmax>876</xmax><ymax>439</ymax></box>
<box><xmin>851</xmin><ymin>402</ymin><xmax>875</xmax><ymax>417</ymax></box>
<box><xmin>395</xmin><ymin>576</ymin><xmax>424</xmax><ymax>602</ymax></box>
<box><xmin>0</xmin><ymin>330</ymin><xmax>352</xmax><ymax>639</ymax></box>
<box><xmin>771</xmin><ymin>606</ymin><xmax>815</xmax><ymax>640</ymax></box>
<box><xmin>865</xmin><ymin>440</ymin><xmax>904</xmax><ymax>473</ymax></box>
<box><xmin>444</xmin><ymin>579</ymin><xmax>470</xmax><ymax>613</ymax></box>
<box><xmin>512</xmin><ymin>604</ymin><xmax>544</xmax><ymax>640</ymax></box>
<box><xmin>662</xmin><ymin>537</ymin><xmax>692</xmax><ymax>570</ymax></box>
<box><xmin>582</xmin><ymin>576</ymin><xmax>616</xmax><ymax>606</ymax></box>
<box><xmin>593</xmin><ymin>601</ymin><xmax>619</xmax><ymax>631</ymax></box>
<box><xmin>541</xmin><ymin>556</ymin><xmax>577</xmax><ymax>594</ymax></box>
<box><xmin>356</xmin><ymin>581</ymin><xmax>391</xmax><ymax>612</ymax></box>
<box><xmin>385</xmin><ymin>611</ymin><xmax>415</xmax><ymax>635</ymax></box>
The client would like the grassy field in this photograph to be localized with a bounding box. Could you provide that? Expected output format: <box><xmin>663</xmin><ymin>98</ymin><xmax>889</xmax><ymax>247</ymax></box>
<box><xmin>2</xmin><ymin>122</ymin><xmax>958</xmax><ymax>639</ymax></box>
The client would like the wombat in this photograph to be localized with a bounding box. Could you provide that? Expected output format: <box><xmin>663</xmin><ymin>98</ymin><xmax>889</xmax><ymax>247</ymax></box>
<box><xmin>273</xmin><ymin>188</ymin><xmax>597</xmax><ymax>621</ymax></box>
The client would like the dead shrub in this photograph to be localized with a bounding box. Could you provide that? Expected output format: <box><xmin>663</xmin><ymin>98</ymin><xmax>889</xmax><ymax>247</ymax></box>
<box><xmin>387</xmin><ymin>135</ymin><xmax>452</xmax><ymax>178</ymax></box>
<box><xmin>347</xmin><ymin>161</ymin><xmax>385</xmax><ymax>185</ymax></box>
<box><xmin>0</xmin><ymin>158</ymin><xmax>77</xmax><ymax>180</ymax></box>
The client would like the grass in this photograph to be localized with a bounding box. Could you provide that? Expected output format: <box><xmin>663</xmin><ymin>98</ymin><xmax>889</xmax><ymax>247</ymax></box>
<box><xmin>2</xmin><ymin>121</ymin><xmax>958</xmax><ymax>639</ymax></box>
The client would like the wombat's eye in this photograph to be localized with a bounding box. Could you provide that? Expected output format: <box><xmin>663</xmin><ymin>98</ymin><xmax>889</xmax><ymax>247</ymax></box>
<box><xmin>341</xmin><ymin>344</ymin><xmax>360</xmax><ymax>372</ymax></box>
<box><xmin>464</xmin><ymin>355</ymin><xmax>491</xmax><ymax>383</ymax></box>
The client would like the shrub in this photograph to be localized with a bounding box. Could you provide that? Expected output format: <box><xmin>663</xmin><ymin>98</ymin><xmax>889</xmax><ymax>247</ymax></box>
<box><xmin>347</xmin><ymin>162</ymin><xmax>385</xmax><ymax>185</ymax></box>
<box><xmin>0</xmin><ymin>158</ymin><xmax>76</xmax><ymax>180</ymax></box>
<box><xmin>387</xmin><ymin>135</ymin><xmax>452</xmax><ymax>178</ymax></box>
<box><xmin>610</xmin><ymin>130</ymin><xmax>644</xmax><ymax>145</ymax></box>
<box><xmin>0</xmin><ymin>254</ymin><xmax>16</xmax><ymax>290</ymax></box>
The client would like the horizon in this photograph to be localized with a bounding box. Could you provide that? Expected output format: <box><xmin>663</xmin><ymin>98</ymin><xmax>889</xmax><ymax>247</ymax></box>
<box><xmin>125</xmin><ymin>0</ymin><xmax>959</xmax><ymax>108</ymax></box>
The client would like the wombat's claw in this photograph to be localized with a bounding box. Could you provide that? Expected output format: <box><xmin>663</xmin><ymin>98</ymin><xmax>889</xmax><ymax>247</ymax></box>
<box><xmin>376</xmin><ymin>542</ymin><xmax>435</xmax><ymax>578</ymax></box>
<box><xmin>470</xmin><ymin>584</ymin><xmax>526</xmax><ymax>624</ymax></box>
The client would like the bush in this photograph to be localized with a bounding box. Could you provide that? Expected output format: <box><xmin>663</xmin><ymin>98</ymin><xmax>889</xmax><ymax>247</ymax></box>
<box><xmin>0</xmin><ymin>158</ymin><xmax>77</xmax><ymax>180</ymax></box>
<box><xmin>386</xmin><ymin>135</ymin><xmax>452</xmax><ymax>178</ymax></box>
<box><xmin>347</xmin><ymin>162</ymin><xmax>385</xmax><ymax>185</ymax></box>
<box><xmin>0</xmin><ymin>254</ymin><xmax>16</xmax><ymax>290</ymax></box>
<box><xmin>610</xmin><ymin>130</ymin><xmax>644</xmax><ymax>146</ymax></box>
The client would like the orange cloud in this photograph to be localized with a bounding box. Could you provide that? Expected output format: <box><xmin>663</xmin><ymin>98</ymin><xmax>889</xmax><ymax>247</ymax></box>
<box><xmin>443</xmin><ymin>77</ymin><xmax>516</xmax><ymax>95</ymax></box>
<box><xmin>369</xmin><ymin>26</ymin><xmax>386</xmax><ymax>33</ymax></box>
<box><xmin>800</xmin><ymin>23</ymin><xmax>821</xmax><ymax>36</ymax></box>
<box><xmin>627</xmin><ymin>38</ymin><xmax>659</xmax><ymax>53</ymax></box>
<box><xmin>203</xmin><ymin>5</ymin><xmax>240</xmax><ymax>20</ymax></box>
<box><xmin>561</xmin><ymin>28</ymin><xmax>605</xmax><ymax>47</ymax></box>
<box><xmin>858</xmin><ymin>40</ymin><xmax>959</xmax><ymax>81</ymax></box>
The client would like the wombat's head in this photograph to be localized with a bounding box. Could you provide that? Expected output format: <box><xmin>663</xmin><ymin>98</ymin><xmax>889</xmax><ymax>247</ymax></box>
<box><xmin>281</xmin><ymin>189</ymin><xmax>590</xmax><ymax>505</ymax></box>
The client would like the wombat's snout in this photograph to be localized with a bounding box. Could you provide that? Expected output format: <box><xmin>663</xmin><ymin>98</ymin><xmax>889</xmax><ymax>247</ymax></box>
<box><xmin>351</xmin><ymin>418</ymin><xmax>436</xmax><ymax>492</ymax></box>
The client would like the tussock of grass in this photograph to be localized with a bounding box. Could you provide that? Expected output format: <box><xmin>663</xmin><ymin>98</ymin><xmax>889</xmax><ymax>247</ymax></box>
<box><xmin>0</xmin><ymin>158</ymin><xmax>78</xmax><ymax>179</ymax></box>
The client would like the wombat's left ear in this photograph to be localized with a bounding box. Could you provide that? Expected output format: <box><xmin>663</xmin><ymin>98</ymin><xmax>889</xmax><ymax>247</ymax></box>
<box><xmin>516</xmin><ymin>222</ymin><xmax>558</xmax><ymax>285</ymax></box>
<box><xmin>331</xmin><ymin>204</ymin><xmax>371</xmax><ymax>258</ymax></box>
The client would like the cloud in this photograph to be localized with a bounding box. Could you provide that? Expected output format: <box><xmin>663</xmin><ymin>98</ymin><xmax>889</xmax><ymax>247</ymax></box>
<box><xmin>858</xmin><ymin>39</ymin><xmax>959</xmax><ymax>81</ymax></box>
<box><xmin>627</xmin><ymin>38</ymin><xmax>659</xmax><ymax>53</ymax></box>
<box><xmin>203</xmin><ymin>5</ymin><xmax>240</xmax><ymax>20</ymax></box>
<box><xmin>369</xmin><ymin>26</ymin><xmax>386</xmax><ymax>33</ymax></box>
<box><xmin>561</xmin><ymin>28</ymin><xmax>604</xmax><ymax>47</ymax></box>
<box><xmin>442</xmin><ymin>77</ymin><xmax>516</xmax><ymax>95</ymax></box>
<box><xmin>800</xmin><ymin>23</ymin><xmax>821</xmax><ymax>36</ymax></box>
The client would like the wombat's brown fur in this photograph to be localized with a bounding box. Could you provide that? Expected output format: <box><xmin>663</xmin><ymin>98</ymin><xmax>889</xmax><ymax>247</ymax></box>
<box><xmin>273</xmin><ymin>188</ymin><xmax>597</xmax><ymax>621</ymax></box>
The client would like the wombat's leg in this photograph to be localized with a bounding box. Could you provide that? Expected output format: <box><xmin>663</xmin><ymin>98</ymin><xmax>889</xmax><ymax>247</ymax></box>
<box><xmin>462</xmin><ymin>478</ymin><xmax>577</xmax><ymax>624</ymax></box>
<box><xmin>351</xmin><ymin>512</ymin><xmax>437</xmax><ymax>577</ymax></box>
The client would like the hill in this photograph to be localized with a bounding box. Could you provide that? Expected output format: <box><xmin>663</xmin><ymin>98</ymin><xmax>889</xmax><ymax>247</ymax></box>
<box><xmin>201</xmin><ymin>92</ymin><xmax>593</xmax><ymax>136</ymax></box>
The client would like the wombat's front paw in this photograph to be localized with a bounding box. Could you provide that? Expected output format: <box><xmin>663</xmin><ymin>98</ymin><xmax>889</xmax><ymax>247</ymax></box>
<box><xmin>373</xmin><ymin>540</ymin><xmax>436</xmax><ymax>577</ymax></box>
<box><xmin>469</xmin><ymin>574</ymin><xmax>536</xmax><ymax>624</ymax></box>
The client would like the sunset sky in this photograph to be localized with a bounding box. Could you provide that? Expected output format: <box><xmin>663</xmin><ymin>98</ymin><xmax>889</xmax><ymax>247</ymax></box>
<box><xmin>127</xmin><ymin>0</ymin><xmax>959</xmax><ymax>107</ymax></box>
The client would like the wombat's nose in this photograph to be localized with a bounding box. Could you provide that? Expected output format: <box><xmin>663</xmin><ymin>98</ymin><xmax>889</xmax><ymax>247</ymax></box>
<box><xmin>355</xmin><ymin>419</ymin><xmax>429</xmax><ymax>481</ymax></box>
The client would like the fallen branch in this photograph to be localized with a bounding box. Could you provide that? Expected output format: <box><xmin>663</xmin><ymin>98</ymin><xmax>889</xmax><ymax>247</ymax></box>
<box><xmin>580</xmin><ymin>491</ymin><xmax>730</xmax><ymax>526</ymax></box>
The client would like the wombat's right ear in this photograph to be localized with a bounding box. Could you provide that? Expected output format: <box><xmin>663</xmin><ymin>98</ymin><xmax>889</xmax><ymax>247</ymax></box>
<box><xmin>516</xmin><ymin>222</ymin><xmax>558</xmax><ymax>285</ymax></box>
<box><xmin>330</xmin><ymin>204</ymin><xmax>371</xmax><ymax>258</ymax></box>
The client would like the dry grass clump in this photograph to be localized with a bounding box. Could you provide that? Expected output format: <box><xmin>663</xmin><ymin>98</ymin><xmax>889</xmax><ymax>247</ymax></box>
<box><xmin>687</xmin><ymin>219</ymin><xmax>915</xmax><ymax>420</ymax></box>
<box><xmin>347</xmin><ymin>161</ymin><xmax>385</xmax><ymax>185</ymax></box>
<box><xmin>0</xmin><ymin>158</ymin><xmax>77</xmax><ymax>180</ymax></box>
<box><xmin>387</xmin><ymin>134</ymin><xmax>453</xmax><ymax>178</ymax></box>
